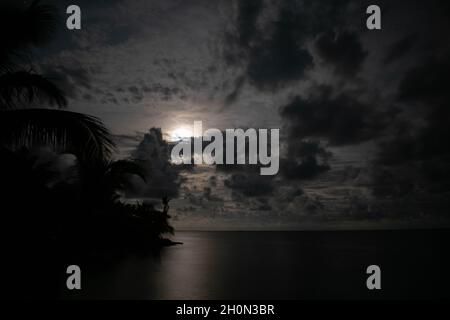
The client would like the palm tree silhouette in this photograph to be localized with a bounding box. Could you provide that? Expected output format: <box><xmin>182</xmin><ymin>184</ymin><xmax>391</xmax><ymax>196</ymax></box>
<box><xmin>0</xmin><ymin>0</ymin><xmax>114</xmax><ymax>163</ymax></box>
<box><xmin>79</xmin><ymin>159</ymin><xmax>147</xmax><ymax>207</ymax></box>
<box><xmin>1</xmin><ymin>2</ymin><xmax>177</xmax><ymax>300</ymax></box>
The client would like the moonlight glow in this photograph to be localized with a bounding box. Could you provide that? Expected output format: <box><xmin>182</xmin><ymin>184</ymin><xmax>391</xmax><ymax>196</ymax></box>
<box><xmin>170</xmin><ymin>127</ymin><xmax>193</xmax><ymax>141</ymax></box>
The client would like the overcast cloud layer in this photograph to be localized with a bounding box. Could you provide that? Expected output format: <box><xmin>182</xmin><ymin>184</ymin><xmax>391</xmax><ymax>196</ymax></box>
<box><xmin>31</xmin><ymin>0</ymin><xmax>450</xmax><ymax>229</ymax></box>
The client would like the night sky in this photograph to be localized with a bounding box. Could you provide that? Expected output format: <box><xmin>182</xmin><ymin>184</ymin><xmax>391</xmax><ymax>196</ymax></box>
<box><xmin>26</xmin><ymin>0</ymin><xmax>450</xmax><ymax>229</ymax></box>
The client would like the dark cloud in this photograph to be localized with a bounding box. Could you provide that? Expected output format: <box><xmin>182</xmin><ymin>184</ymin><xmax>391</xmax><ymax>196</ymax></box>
<box><xmin>224</xmin><ymin>172</ymin><xmax>274</xmax><ymax>197</ymax></box>
<box><xmin>315</xmin><ymin>30</ymin><xmax>367</xmax><ymax>76</ymax></box>
<box><xmin>142</xmin><ymin>83</ymin><xmax>183</xmax><ymax>101</ymax></box>
<box><xmin>369</xmin><ymin>160</ymin><xmax>450</xmax><ymax>219</ymax></box>
<box><xmin>281</xmin><ymin>140</ymin><xmax>332</xmax><ymax>180</ymax></box>
<box><xmin>223</xmin><ymin>0</ymin><xmax>364</xmax><ymax>91</ymax></box>
<box><xmin>222</xmin><ymin>0</ymin><xmax>263</xmax><ymax>66</ymax></box>
<box><xmin>125</xmin><ymin>128</ymin><xmax>181</xmax><ymax>199</ymax></box>
<box><xmin>256</xmin><ymin>197</ymin><xmax>272</xmax><ymax>211</ymax></box>
<box><xmin>40</xmin><ymin>65</ymin><xmax>92</xmax><ymax>99</ymax></box>
<box><xmin>82</xmin><ymin>93</ymin><xmax>94</xmax><ymax>101</ymax></box>
<box><xmin>224</xmin><ymin>75</ymin><xmax>246</xmax><ymax>106</ymax></box>
<box><xmin>244</xmin><ymin>15</ymin><xmax>314</xmax><ymax>90</ymax></box>
<box><xmin>128</xmin><ymin>86</ymin><xmax>140</xmax><ymax>95</ymax></box>
<box><xmin>383</xmin><ymin>33</ymin><xmax>418</xmax><ymax>65</ymax></box>
<box><xmin>280</xmin><ymin>85</ymin><xmax>385</xmax><ymax>145</ymax></box>
<box><xmin>379</xmin><ymin>55</ymin><xmax>450</xmax><ymax>166</ymax></box>
<box><xmin>53</xmin><ymin>0</ymin><xmax>140</xmax><ymax>49</ymax></box>
<box><xmin>203</xmin><ymin>187</ymin><xmax>223</xmax><ymax>202</ymax></box>
<box><xmin>376</xmin><ymin>118</ymin><xmax>450</xmax><ymax>168</ymax></box>
<box><xmin>209</xmin><ymin>175</ymin><xmax>217</xmax><ymax>187</ymax></box>
<box><xmin>369</xmin><ymin>44</ymin><xmax>450</xmax><ymax>218</ymax></box>
<box><xmin>398</xmin><ymin>57</ymin><xmax>450</xmax><ymax>105</ymax></box>
<box><xmin>127</xmin><ymin>85</ymin><xmax>143</xmax><ymax>103</ymax></box>
<box><xmin>235</xmin><ymin>0</ymin><xmax>264</xmax><ymax>48</ymax></box>
<box><xmin>224</xmin><ymin>0</ymin><xmax>315</xmax><ymax>90</ymax></box>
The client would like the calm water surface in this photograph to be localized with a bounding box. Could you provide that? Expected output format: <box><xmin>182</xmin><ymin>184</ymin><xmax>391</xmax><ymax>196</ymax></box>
<box><xmin>64</xmin><ymin>230</ymin><xmax>450</xmax><ymax>299</ymax></box>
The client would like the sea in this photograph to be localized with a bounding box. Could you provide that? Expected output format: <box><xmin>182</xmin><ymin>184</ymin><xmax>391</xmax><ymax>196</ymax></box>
<box><xmin>61</xmin><ymin>230</ymin><xmax>450</xmax><ymax>299</ymax></box>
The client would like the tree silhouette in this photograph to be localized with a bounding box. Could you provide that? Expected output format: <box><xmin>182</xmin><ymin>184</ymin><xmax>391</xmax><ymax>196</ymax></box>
<box><xmin>0</xmin><ymin>3</ymin><xmax>176</xmax><ymax>299</ymax></box>
<box><xmin>0</xmin><ymin>0</ymin><xmax>114</xmax><ymax>163</ymax></box>
<box><xmin>79</xmin><ymin>159</ymin><xmax>147</xmax><ymax>207</ymax></box>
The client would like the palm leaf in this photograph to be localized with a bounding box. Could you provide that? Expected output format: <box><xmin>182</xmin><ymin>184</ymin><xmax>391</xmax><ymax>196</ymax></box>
<box><xmin>0</xmin><ymin>0</ymin><xmax>59</xmax><ymax>71</ymax></box>
<box><xmin>0</xmin><ymin>0</ymin><xmax>58</xmax><ymax>49</ymax></box>
<box><xmin>23</xmin><ymin>0</ymin><xmax>59</xmax><ymax>46</ymax></box>
<box><xmin>0</xmin><ymin>109</ymin><xmax>115</xmax><ymax>162</ymax></box>
<box><xmin>0</xmin><ymin>71</ymin><xmax>67</xmax><ymax>109</ymax></box>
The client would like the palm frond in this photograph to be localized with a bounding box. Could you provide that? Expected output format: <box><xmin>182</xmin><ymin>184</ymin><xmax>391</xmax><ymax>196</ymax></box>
<box><xmin>0</xmin><ymin>0</ymin><xmax>59</xmax><ymax>72</ymax></box>
<box><xmin>0</xmin><ymin>71</ymin><xmax>67</xmax><ymax>109</ymax></box>
<box><xmin>0</xmin><ymin>0</ymin><xmax>58</xmax><ymax>49</ymax></box>
<box><xmin>0</xmin><ymin>109</ymin><xmax>115</xmax><ymax>163</ymax></box>
<box><xmin>0</xmin><ymin>52</ymin><xmax>18</xmax><ymax>75</ymax></box>
<box><xmin>24</xmin><ymin>0</ymin><xmax>59</xmax><ymax>46</ymax></box>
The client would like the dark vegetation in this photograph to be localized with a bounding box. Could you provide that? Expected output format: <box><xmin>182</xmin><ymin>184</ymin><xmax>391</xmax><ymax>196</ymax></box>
<box><xmin>0</xmin><ymin>1</ymin><xmax>175</xmax><ymax>298</ymax></box>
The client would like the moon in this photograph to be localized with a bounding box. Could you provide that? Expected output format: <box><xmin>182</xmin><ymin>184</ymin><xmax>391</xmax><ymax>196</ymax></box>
<box><xmin>170</xmin><ymin>127</ymin><xmax>193</xmax><ymax>141</ymax></box>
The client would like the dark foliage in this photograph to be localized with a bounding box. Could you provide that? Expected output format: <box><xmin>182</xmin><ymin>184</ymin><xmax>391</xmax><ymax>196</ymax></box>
<box><xmin>0</xmin><ymin>1</ymin><xmax>175</xmax><ymax>298</ymax></box>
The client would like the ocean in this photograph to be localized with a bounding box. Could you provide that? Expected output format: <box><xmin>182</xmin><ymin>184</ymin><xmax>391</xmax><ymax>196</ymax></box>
<box><xmin>63</xmin><ymin>230</ymin><xmax>450</xmax><ymax>299</ymax></box>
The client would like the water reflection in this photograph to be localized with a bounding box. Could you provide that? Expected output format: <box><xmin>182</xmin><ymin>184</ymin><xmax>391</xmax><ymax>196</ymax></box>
<box><xmin>62</xmin><ymin>230</ymin><xmax>450</xmax><ymax>299</ymax></box>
